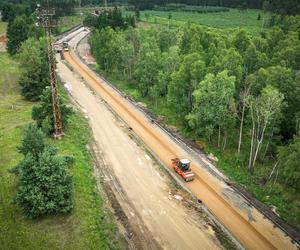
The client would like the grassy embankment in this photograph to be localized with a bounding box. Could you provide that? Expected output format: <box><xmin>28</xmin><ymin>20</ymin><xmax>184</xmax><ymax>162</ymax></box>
<box><xmin>0</xmin><ymin>49</ymin><xmax>125</xmax><ymax>249</ymax></box>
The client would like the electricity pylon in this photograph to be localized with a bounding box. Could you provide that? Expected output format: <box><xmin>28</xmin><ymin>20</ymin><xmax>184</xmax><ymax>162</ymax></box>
<box><xmin>37</xmin><ymin>4</ymin><xmax>64</xmax><ymax>139</ymax></box>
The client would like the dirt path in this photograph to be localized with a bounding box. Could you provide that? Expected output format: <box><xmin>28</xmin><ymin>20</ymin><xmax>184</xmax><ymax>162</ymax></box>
<box><xmin>0</xmin><ymin>35</ymin><xmax>7</xmax><ymax>52</ymax></box>
<box><xmin>61</xmin><ymin>29</ymin><xmax>298</xmax><ymax>250</ymax></box>
<box><xmin>57</xmin><ymin>56</ymin><xmax>223</xmax><ymax>249</ymax></box>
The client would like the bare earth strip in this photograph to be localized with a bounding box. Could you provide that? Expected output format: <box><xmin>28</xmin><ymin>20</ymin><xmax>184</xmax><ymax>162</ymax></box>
<box><xmin>56</xmin><ymin>55</ymin><xmax>223</xmax><ymax>249</ymax></box>
<box><xmin>60</xmin><ymin>29</ymin><xmax>299</xmax><ymax>250</ymax></box>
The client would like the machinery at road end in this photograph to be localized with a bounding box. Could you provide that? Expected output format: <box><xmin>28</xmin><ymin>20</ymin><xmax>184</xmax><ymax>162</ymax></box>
<box><xmin>63</xmin><ymin>41</ymin><xmax>69</xmax><ymax>51</ymax></box>
<box><xmin>171</xmin><ymin>158</ymin><xmax>194</xmax><ymax>182</ymax></box>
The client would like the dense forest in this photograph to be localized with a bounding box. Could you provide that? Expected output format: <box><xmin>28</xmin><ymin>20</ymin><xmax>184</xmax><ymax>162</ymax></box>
<box><xmin>86</xmin><ymin>8</ymin><xmax>300</xmax><ymax>228</ymax></box>
<box><xmin>79</xmin><ymin>0</ymin><xmax>300</xmax><ymax>15</ymax></box>
<box><xmin>1</xmin><ymin>0</ymin><xmax>299</xmax><ymax>15</ymax></box>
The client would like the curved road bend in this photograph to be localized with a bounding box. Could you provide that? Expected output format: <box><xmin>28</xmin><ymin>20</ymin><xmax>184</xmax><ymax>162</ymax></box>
<box><xmin>64</xmin><ymin>48</ymin><xmax>297</xmax><ymax>250</ymax></box>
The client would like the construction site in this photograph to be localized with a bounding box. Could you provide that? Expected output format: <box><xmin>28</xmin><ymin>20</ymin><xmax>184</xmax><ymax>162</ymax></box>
<box><xmin>1</xmin><ymin>1</ymin><xmax>300</xmax><ymax>249</ymax></box>
<box><xmin>53</xmin><ymin>26</ymin><xmax>299</xmax><ymax>249</ymax></box>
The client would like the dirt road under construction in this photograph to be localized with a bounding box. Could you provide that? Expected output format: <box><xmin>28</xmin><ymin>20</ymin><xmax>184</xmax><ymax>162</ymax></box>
<box><xmin>57</xmin><ymin>36</ymin><xmax>223</xmax><ymax>249</ymax></box>
<box><xmin>61</xmin><ymin>29</ymin><xmax>298</xmax><ymax>249</ymax></box>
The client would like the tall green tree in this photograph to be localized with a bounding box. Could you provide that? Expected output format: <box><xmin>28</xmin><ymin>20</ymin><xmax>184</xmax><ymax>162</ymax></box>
<box><xmin>209</xmin><ymin>48</ymin><xmax>244</xmax><ymax>90</ymax></box>
<box><xmin>7</xmin><ymin>15</ymin><xmax>29</xmax><ymax>55</ymax></box>
<box><xmin>150</xmin><ymin>45</ymin><xmax>181</xmax><ymax>101</ymax></box>
<box><xmin>266</xmin><ymin>66</ymin><xmax>299</xmax><ymax>139</ymax></box>
<box><xmin>13</xmin><ymin>124</ymin><xmax>74</xmax><ymax>218</ymax></box>
<box><xmin>134</xmin><ymin>39</ymin><xmax>162</xmax><ymax>97</ymax></box>
<box><xmin>187</xmin><ymin>70</ymin><xmax>236</xmax><ymax>147</ymax></box>
<box><xmin>233</xmin><ymin>29</ymin><xmax>251</xmax><ymax>54</ymax></box>
<box><xmin>15</xmin><ymin>147</ymin><xmax>74</xmax><ymax>218</ymax></box>
<box><xmin>18</xmin><ymin>38</ymin><xmax>49</xmax><ymax>101</ymax></box>
<box><xmin>167</xmin><ymin>53</ymin><xmax>205</xmax><ymax>120</ymax></box>
<box><xmin>244</xmin><ymin>43</ymin><xmax>269</xmax><ymax>74</ymax></box>
<box><xmin>248</xmin><ymin>85</ymin><xmax>284</xmax><ymax>170</ymax></box>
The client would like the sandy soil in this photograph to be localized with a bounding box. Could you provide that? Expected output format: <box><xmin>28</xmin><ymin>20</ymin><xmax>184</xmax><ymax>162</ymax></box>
<box><xmin>57</xmin><ymin>56</ymin><xmax>223</xmax><ymax>249</ymax></box>
<box><xmin>61</xmin><ymin>29</ymin><xmax>299</xmax><ymax>250</ymax></box>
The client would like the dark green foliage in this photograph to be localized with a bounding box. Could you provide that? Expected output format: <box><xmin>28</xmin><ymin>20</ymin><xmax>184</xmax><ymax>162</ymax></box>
<box><xmin>17</xmin><ymin>123</ymin><xmax>46</xmax><ymax>158</ymax></box>
<box><xmin>15</xmin><ymin>146</ymin><xmax>74</xmax><ymax>218</ymax></box>
<box><xmin>167</xmin><ymin>53</ymin><xmax>204</xmax><ymax>120</ymax></box>
<box><xmin>127</xmin><ymin>0</ymin><xmax>266</xmax><ymax>10</ymax></box>
<box><xmin>134</xmin><ymin>39</ymin><xmax>162</xmax><ymax>97</ymax></box>
<box><xmin>268</xmin><ymin>0</ymin><xmax>300</xmax><ymax>16</ymax></box>
<box><xmin>32</xmin><ymin>87</ymin><xmax>73</xmax><ymax>135</ymax></box>
<box><xmin>278</xmin><ymin>134</ymin><xmax>300</xmax><ymax>189</ymax></box>
<box><xmin>18</xmin><ymin>38</ymin><xmax>50</xmax><ymax>101</ymax></box>
<box><xmin>0</xmin><ymin>0</ymin><xmax>77</xmax><ymax>19</ymax></box>
<box><xmin>0</xmin><ymin>2</ymin><xmax>33</xmax><ymax>22</ymax></box>
<box><xmin>83</xmin><ymin>7</ymin><xmax>135</xmax><ymax>29</ymax></box>
<box><xmin>233</xmin><ymin>29</ymin><xmax>251</xmax><ymax>54</ymax></box>
<box><xmin>187</xmin><ymin>71</ymin><xmax>236</xmax><ymax>139</ymax></box>
<box><xmin>7</xmin><ymin>15</ymin><xmax>29</xmax><ymax>55</ymax></box>
<box><xmin>13</xmin><ymin>124</ymin><xmax>74</xmax><ymax>219</ymax></box>
<box><xmin>154</xmin><ymin>4</ymin><xmax>230</xmax><ymax>13</ymax></box>
<box><xmin>4</xmin><ymin>0</ymin><xmax>76</xmax><ymax>56</ymax></box>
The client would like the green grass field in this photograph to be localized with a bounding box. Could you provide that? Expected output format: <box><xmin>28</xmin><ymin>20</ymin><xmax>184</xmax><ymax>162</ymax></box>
<box><xmin>0</xmin><ymin>52</ymin><xmax>125</xmax><ymax>249</ymax></box>
<box><xmin>129</xmin><ymin>8</ymin><xmax>270</xmax><ymax>33</ymax></box>
<box><xmin>57</xmin><ymin>15</ymin><xmax>84</xmax><ymax>34</ymax></box>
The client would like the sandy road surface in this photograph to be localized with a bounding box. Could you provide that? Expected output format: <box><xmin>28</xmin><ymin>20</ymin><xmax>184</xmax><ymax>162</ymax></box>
<box><xmin>62</xmin><ymin>30</ymin><xmax>298</xmax><ymax>250</ymax></box>
<box><xmin>57</xmin><ymin>56</ymin><xmax>223</xmax><ymax>249</ymax></box>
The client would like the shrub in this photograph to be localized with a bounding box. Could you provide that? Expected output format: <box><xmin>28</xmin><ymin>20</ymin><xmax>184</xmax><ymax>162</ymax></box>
<box><xmin>15</xmin><ymin>147</ymin><xmax>74</xmax><ymax>218</ymax></box>
<box><xmin>13</xmin><ymin>124</ymin><xmax>74</xmax><ymax>218</ymax></box>
<box><xmin>32</xmin><ymin>87</ymin><xmax>73</xmax><ymax>135</ymax></box>
<box><xmin>17</xmin><ymin>38</ymin><xmax>49</xmax><ymax>101</ymax></box>
<box><xmin>17</xmin><ymin>123</ymin><xmax>45</xmax><ymax>158</ymax></box>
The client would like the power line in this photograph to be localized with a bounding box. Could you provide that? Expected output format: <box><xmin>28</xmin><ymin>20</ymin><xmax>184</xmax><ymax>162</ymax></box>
<box><xmin>37</xmin><ymin>4</ymin><xmax>64</xmax><ymax>140</ymax></box>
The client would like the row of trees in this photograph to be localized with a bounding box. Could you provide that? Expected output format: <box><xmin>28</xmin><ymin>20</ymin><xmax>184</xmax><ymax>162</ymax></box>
<box><xmin>1</xmin><ymin>0</ymin><xmax>76</xmax><ymax>218</ymax></box>
<box><xmin>12</xmin><ymin>124</ymin><xmax>74</xmax><ymax>218</ymax></box>
<box><xmin>89</xmin><ymin>18</ymin><xmax>300</xmax><ymax>189</ymax></box>
<box><xmin>0</xmin><ymin>0</ymin><xmax>77</xmax><ymax>21</ymax></box>
<box><xmin>2</xmin><ymin>0</ymin><xmax>79</xmax><ymax>55</ymax></box>
<box><xmin>13</xmin><ymin>35</ymin><xmax>73</xmax><ymax>218</ymax></box>
<box><xmin>83</xmin><ymin>7</ymin><xmax>135</xmax><ymax>29</ymax></box>
<box><xmin>127</xmin><ymin>0</ymin><xmax>300</xmax><ymax>15</ymax></box>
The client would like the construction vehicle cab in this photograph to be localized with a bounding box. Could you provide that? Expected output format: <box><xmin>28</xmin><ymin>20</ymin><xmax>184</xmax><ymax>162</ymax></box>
<box><xmin>171</xmin><ymin>158</ymin><xmax>194</xmax><ymax>182</ymax></box>
<box><xmin>63</xmin><ymin>42</ymin><xmax>69</xmax><ymax>51</ymax></box>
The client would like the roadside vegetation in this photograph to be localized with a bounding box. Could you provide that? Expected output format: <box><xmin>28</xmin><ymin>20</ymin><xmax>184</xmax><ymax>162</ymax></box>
<box><xmin>0</xmin><ymin>52</ymin><xmax>125</xmax><ymax>249</ymax></box>
<box><xmin>86</xmin><ymin>3</ymin><xmax>300</xmax><ymax>231</ymax></box>
<box><xmin>0</xmin><ymin>1</ymin><xmax>126</xmax><ymax>248</ymax></box>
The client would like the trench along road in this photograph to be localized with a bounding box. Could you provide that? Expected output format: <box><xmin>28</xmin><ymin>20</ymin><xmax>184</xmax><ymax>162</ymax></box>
<box><xmin>64</xmin><ymin>48</ymin><xmax>297</xmax><ymax>249</ymax></box>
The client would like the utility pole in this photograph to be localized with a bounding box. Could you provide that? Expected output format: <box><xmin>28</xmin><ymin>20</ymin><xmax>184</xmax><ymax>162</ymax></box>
<box><xmin>37</xmin><ymin>3</ymin><xmax>64</xmax><ymax>139</ymax></box>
